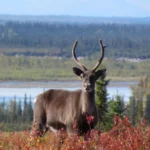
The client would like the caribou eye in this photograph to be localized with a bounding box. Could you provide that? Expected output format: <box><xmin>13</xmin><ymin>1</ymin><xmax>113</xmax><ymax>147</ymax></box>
<box><xmin>80</xmin><ymin>74</ymin><xmax>84</xmax><ymax>78</ymax></box>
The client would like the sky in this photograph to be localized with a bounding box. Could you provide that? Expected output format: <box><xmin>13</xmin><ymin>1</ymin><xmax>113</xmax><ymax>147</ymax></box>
<box><xmin>0</xmin><ymin>0</ymin><xmax>150</xmax><ymax>17</ymax></box>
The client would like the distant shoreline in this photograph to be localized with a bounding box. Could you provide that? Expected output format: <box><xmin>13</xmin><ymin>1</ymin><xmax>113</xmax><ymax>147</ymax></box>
<box><xmin>0</xmin><ymin>14</ymin><xmax>150</xmax><ymax>24</ymax></box>
<box><xmin>0</xmin><ymin>80</ymin><xmax>138</xmax><ymax>88</ymax></box>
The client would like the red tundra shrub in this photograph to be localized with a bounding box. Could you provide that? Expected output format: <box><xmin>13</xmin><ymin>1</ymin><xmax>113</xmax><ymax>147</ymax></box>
<box><xmin>0</xmin><ymin>116</ymin><xmax>150</xmax><ymax>150</ymax></box>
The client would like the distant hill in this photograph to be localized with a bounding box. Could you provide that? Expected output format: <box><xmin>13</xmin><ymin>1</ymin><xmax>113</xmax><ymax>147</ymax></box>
<box><xmin>0</xmin><ymin>17</ymin><xmax>150</xmax><ymax>59</ymax></box>
<box><xmin>0</xmin><ymin>14</ymin><xmax>150</xmax><ymax>24</ymax></box>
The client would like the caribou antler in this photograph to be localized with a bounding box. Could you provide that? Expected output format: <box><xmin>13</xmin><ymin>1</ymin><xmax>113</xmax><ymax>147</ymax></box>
<box><xmin>72</xmin><ymin>40</ymin><xmax>87</xmax><ymax>71</ymax></box>
<box><xmin>92</xmin><ymin>40</ymin><xmax>105</xmax><ymax>72</ymax></box>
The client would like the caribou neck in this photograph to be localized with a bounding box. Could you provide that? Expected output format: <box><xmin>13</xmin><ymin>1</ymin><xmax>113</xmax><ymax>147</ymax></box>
<box><xmin>80</xmin><ymin>90</ymin><xmax>96</xmax><ymax>114</ymax></box>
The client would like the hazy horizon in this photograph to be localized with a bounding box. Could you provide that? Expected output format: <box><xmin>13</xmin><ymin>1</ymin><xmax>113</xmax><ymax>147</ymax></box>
<box><xmin>0</xmin><ymin>0</ymin><xmax>150</xmax><ymax>18</ymax></box>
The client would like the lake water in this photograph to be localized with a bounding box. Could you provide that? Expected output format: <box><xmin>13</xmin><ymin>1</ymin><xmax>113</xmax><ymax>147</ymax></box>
<box><xmin>0</xmin><ymin>81</ymin><xmax>137</xmax><ymax>103</ymax></box>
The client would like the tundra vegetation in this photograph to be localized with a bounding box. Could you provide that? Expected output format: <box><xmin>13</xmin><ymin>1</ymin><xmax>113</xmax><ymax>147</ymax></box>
<box><xmin>0</xmin><ymin>117</ymin><xmax>150</xmax><ymax>150</ymax></box>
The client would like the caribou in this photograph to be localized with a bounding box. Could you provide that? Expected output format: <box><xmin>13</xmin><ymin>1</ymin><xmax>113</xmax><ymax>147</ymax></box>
<box><xmin>31</xmin><ymin>40</ymin><xmax>106</xmax><ymax>137</ymax></box>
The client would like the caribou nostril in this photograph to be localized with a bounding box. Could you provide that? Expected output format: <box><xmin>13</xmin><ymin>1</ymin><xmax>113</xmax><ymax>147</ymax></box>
<box><xmin>84</xmin><ymin>83</ymin><xmax>91</xmax><ymax>88</ymax></box>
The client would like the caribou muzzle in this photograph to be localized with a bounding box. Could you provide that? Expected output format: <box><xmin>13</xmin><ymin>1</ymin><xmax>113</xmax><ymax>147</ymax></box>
<box><xmin>84</xmin><ymin>82</ymin><xmax>92</xmax><ymax>92</ymax></box>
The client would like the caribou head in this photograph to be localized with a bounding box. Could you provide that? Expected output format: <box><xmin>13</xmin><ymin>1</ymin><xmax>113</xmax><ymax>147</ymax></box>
<box><xmin>72</xmin><ymin>40</ymin><xmax>106</xmax><ymax>93</ymax></box>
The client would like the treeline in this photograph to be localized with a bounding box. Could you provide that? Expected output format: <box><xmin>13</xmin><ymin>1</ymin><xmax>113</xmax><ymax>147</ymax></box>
<box><xmin>96</xmin><ymin>75</ymin><xmax>150</xmax><ymax>131</ymax></box>
<box><xmin>129</xmin><ymin>76</ymin><xmax>150</xmax><ymax>125</ymax></box>
<box><xmin>0</xmin><ymin>91</ymin><xmax>125</xmax><ymax>132</ymax></box>
<box><xmin>0</xmin><ymin>94</ymin><xmax>33</xmax><ymax>131</ymax></box>
<box><xmin>0</xmin><ymin>22</ymin><xmax>150</xmax><ymax>58</ymax></box>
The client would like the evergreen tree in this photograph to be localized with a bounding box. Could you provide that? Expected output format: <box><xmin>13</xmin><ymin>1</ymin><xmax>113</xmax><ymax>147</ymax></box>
<box><xmin>108</xmin><ymin>95</ymin><xmax>125</xmax><ymax>117</ymax></box>
<box><xmin>8</xmin><ymin>99</ymin><xmax>17</xmax><ymax>123</ymax></box>
<box><xmin>16</xmin><ymin>100</ymin><xmax>22</xmax><ymax>122</ymax></box>
<box><xmin>22</xmin><ymin>94</ymin><xmax>28</xmax><ymax>122</ymax></box>
<box><xmin>136</xmin><ymin>100</ymin><xmax>143</xmax><ymax>124</ymax></box>
<box><xmin>129</xmin><ymin>96</ymin><xmax>136</xmax><ymax>125</ymax></box>
<box><xmin>27</xmin><ymin>99</ymin><xmax>33</xmax><ymax>122</ymax></box>
<box><xmin>130</xmin><ymin>76</ymin><xmax>150</xmax><ymax>125</ymax></box>
<box><xmin>0</xmin><ymin>98</ymin><xmax>6</xmax><ymax>122</ymax></box>
<box><xmin>144</xmin><ymin>93</ymin><xmax>150</xmax><ymax>123</ymax></box>
<box><xmin>105</xmin><ymin>95</ymin><xmax>125</xmax><ymax>130</ymax></box>
<box><xmin>96</xmin><ymin>73</ymin><xmax>109</xmax><ymax>129</ymax></box>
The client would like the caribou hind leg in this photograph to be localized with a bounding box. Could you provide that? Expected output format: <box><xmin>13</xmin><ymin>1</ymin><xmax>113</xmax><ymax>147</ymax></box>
<box><xmin>30</xmin><ymin>122</ymin><xmax>47</xmax><ymax>137</ymax></box>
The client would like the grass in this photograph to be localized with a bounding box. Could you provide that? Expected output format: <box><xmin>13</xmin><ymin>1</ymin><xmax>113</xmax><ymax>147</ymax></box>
<box><xmin>0</xmin><ymin>55</ymin><xmax>149</xmax><ymax>81</ymax></box>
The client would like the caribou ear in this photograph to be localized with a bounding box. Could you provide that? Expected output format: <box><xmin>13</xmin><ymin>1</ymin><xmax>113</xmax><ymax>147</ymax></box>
<box><xmin>95</xmin><ymin>69</ymin><xmax>106</xmax><ymax>80</ymax></box>
<box><xmin>73</xmin><ymin>67</ymin><xmax>83</xmax><ymax>77</ymax></box>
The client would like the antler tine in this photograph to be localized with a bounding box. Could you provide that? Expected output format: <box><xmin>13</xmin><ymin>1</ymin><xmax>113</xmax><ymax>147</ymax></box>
<box><xmin>72</xmin><ymin>40</ymin><xmax>87</xmax><ymax>71</ymax></box>
<box><xmin>92</xmin><ymin>39</ymin><xmax>105</xmax><ymax>72</ymax></box>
